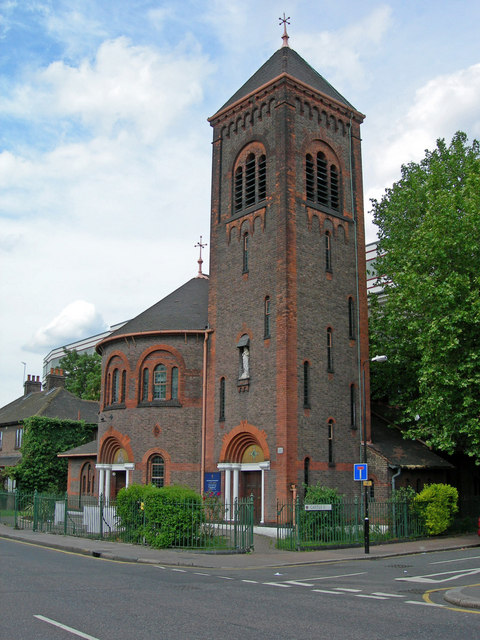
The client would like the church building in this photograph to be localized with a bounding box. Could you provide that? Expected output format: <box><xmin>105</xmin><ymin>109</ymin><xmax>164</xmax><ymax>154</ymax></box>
<box><xmin>66</xmin><ymin>28</ymin><xmax>371</xmax><ymax>524</ymax></box>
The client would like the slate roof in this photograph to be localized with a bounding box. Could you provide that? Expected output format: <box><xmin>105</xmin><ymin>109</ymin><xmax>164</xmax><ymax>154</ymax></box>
<box><xmin>370</xmin><ymin>413</ymin><xmax>453</xmax><ymax>470</ymax></box>
<box><xmin>102</xmin><ymin>277</ymin><xmax>209</xmax><ymax>343</ymax></box>
<box><xmin>58</xmin><ymin>439</ymin><xmax>98</xmax><ymax>458</ymax></box>
<box><xmin>0</xmin><ymin>387</ymin><xmax>99</xmax><ymax>426</ymax></box>
<box><xmin>213</xmin><ymin>46</ymin><xmax>356</xmax><ymax>117</ymax></box>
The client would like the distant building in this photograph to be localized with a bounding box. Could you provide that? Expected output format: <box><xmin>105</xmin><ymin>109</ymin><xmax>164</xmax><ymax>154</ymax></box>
<box><xmin>0</xmin><ymin>369</ymin><xmax>98</xmax><ymax>490</ymax></box>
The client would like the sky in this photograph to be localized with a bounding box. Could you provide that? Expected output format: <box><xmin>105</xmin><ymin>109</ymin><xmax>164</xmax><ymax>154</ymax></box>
<box><xmin>1</xmin><ymin>0</ymin><xmax>479</xmax><ymax>407</ymax></box>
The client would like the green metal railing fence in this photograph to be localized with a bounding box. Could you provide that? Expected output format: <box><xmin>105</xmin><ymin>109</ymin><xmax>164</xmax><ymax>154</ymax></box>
<box><xmin>0</xmin><ymin>491</ymin><xmax>254</xmax><ymax>552</ymax></box>
<box><xmin>277</xmin><ymin>497</ymin><xmax>428</xmax><ymax>550</ymax></box>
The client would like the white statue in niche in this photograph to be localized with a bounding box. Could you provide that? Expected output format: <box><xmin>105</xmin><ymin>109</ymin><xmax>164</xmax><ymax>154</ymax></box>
<box><xmin>240</xmin><ymin>346</ymin><xmax>250</xmax><ymax>379</ymax></box>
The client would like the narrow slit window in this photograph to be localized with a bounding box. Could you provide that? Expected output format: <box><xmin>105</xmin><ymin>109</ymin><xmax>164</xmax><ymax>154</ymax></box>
<box><xmin>112</xmin><ymin>369</ymin><xmax>119</xmax><ymax>403</ymax></box>
<box><xmin>348</xmin><ymin>297</ymin><xmax>355</xmax><ymax>339</ymax></box>
<box><xmin>306</xmin><ymin>154</ymin><xmax>315</xmax><ymax>201</ymax></box>
<box><xmin>317</xmin><ymin>152</ymin><xmax>328</xmax><ymax>206</ymax></box>
<box><xmin>330</xmin><ymin>165</ymin><xmax>339</xmax><ymax>210</ymax></box>
<box><xmin>258</xmin><ymin>154</ymin><xmax>266</xmax><ymax>201</ymax></box>
<box><xmin>325</xmin><ymin>232</ymin><xmax>332</xmax><ymax>272</ymax></box>
<box><xmin>153</xmin><ymin>364</ymin><xmax>167</xmax><ymax>400</ymax></box>
<box><xmin>328</xmin><ymin>420</ymin><xmax>334</xmax><ymax>463</ymax></box>
<box><xmin>242</xmin><ymin>232</ymin><xmax>249</xmax><ymax>273</ymax></box>
<box><xmin>219</xmin><ymin>377</ymin><xmax>226</xmax><ymax>421</ymax></box>
<box><xmin>171</xmin><ymin>367</ymin><xmax>178</xmax><ymax>400</ymax></box>
<box><xmin>121</xmin><ymin>370</ymin><xmax>126</xmax><ymax>403</ymax></box>
<box><xmin>350</xmin><ymin>384</ymin><xmax>356</xmax><ymax>429</ymax></box>
<box><xmin>245</xmin><ymin>153</ymin><xmax>256</xmax><ymax>207</ymax></box>
<box><xmin>142</xmin><ymin>368</ymin><xmax>149</xmax><ymax>401</ymax></box>
<box><xmin>327</xmin><ymin>328</ymin><xmax>334</xmax><ymax>373</ymax></box>
<box><xmin>264</xmin><ymin>296</ymin><xmax>271</xmax><ymax>338</ymax></box>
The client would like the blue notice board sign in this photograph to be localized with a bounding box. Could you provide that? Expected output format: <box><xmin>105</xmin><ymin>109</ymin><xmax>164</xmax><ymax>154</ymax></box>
<box><xmin>354</xmin><ymin>463</ymin><xmax>368</xmax><ymax>482</ymax></box>
<box><xmin>204</xmin><ymin>472</ymin><xmax>221</xmax><ymax>495</ymax></box>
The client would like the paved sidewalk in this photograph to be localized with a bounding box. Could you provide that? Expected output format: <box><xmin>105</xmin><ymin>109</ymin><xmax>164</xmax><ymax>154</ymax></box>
<box><xmin>1</xmin><ymin>523</ymin><xmax>479</xmax><ymax>607</ymax></box>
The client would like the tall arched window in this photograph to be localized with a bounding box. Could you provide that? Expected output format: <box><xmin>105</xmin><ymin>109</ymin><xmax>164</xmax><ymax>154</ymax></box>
<box><xmin>111</xmin><ymin>369</ymin><xmax>119</xmax><ymax>404</ymax></box>
<box><xmin>304</xmin><ymin>457</ymin><xmax>310</xmax><ymax>488</ymax></box>
<box><xmin>121</xmin><ymin>370</ymin><xmax>127</xmax><ymax>403</ymax></box>
<box><xmin>219</xmin><ymin>377</ymin><xmax>226</xmax><ymax>421</ymax></box>
<box><xmin>328</xmin><ymin>419</ymin><xmax>334</xmax><ymax>463</ymax></box>
<box><xmin>149</xmin><ymin>455</ymin><xmax>165</xmax><ymax>488</ymax></box>
<box><xmin>142</xmin><ymin>368</ymin><xmax>149</xmax><ymax>401</ymax></box>
<box><xmin>234</xmin><ymin>149</ymin><xmax>267</xmax><ymax>213</ymax></box>
<box><xmin>303</xmin><ymin>361</ymin><xmax>310</xmax><ymax>408</ymax></box>
<box><xmin>325</xmin><ymin>231</ymin><xmax>332</xmax><ymax>272</ymax></box>
<box><xmin>242</xmin><ymin>232</ymin><xmax>249</xmax><ymax>273</ymax></box>
<box><xmin>348</xmin><ymin>297</ymin><xmax>355</xmax><ymax>339</ymax></box>
<box><xmin>305</xmin><ymin>150</ymin><xmax>341</xmax><ymax>211</ymax></box>
<box><xmin>171</xmin><ymin>367</ymin><xmax>178</xmax><ymax>400</ymax></box>
<box><xmin>327</xmin><ymin>328</ymin><xmax>334</xmax><ymax>373</ymax></box>
<box><xmin>153</xmin><ymin>364</ymin><xmax>167</xmax><ymax>400</ymax></box>
<box><xmin>350</xmin><ymin>384</ymin><xmax>356</xmax><ymax>429</ymax></box>
<box><xmin>264</xmin><ymin>296</ymin><xmax>271</xmax><ymax>338</ymax></box>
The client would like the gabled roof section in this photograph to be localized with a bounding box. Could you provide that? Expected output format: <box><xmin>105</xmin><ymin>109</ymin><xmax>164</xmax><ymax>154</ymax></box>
<box><xmin>0</xmin><ymin>388</ymin><xmax>99</xmax><ymax>426</ymax></box>
<box><xmin>101</xmin><ymin>277</ymin><xmax>209</xmax><ymax>343</ymax></box>
<box><xmin>370</xmin><ymin>413</ymin><xmax>453</xmax><ymax>470</ymax></box>
<box><xmin>58</xmin><ymin>439</ymin><xmax>98</xmax><ymax>458</ymax></box>
<box><xmin>212</xmin><ymin>46</ymin><xmax>356</xmax><ymax>119</ymax></box>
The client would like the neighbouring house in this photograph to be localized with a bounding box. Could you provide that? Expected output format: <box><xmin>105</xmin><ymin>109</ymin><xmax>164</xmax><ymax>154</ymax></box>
<box><xmin>0</xmin><ymin>369</ymin><xmax>99</xmax><ymax>490</ymax></box>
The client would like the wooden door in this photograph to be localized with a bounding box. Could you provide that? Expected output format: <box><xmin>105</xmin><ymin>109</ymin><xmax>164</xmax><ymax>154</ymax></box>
<box><xmin>241</xmin><ymin>471</ymin><xmax>261</xmax><ymax>523</ymax></box>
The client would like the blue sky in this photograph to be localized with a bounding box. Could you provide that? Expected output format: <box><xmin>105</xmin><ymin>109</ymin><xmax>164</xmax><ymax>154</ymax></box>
<box><xmin>1</xmin><ymin>0</ymin><xmax>479</xmax><ymax>406</ymax></box>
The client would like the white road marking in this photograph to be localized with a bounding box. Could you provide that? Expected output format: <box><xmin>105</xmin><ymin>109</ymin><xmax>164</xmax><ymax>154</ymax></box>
<box><xmin>355</xmin><ymin>594</ymin><xmax>388</xmax><ymax>600</ymax></box>
<box><xmin>405</xmin><ymin>601</ymin><xmax>445</xmax><ymax>608</ymax></box>
<box><xmin>334</xmin><ymin>588</ymin><xmax>362</xmax><ymax>592</ymax></box>
<box><xmin>312</xmin><ymin>589</ymin><xmax>343</xmax><ymax>594</ymax></box>
<box><xmin>430</xmin><ymin>556</ymin><xmax>480</xmax><ymax>565</ymax></box>
<box><xmin>310</xmin><ymin>572</ymin><xmax>366</xmax><ymax>581</ymax></box>
<box><xmin>194</xmin><ymin>572</ymin><xmax>210</xmax><ymax>576</ymax></box>
<box><xmin>284</xmin><ymin>580</ymin><xmax>315</xmax><ymax>587</ymax></box>
<box><xmin>263</xmin><ymin>582</ymin><xmax>291</xmax><ymax>587</ymax></box>
<box><xmin>371</xmin><ymin>592</ymin><xmax>406</xmax><ymax>598</ymax></box>
<box><xmin>171</xmin><ymin>568</ymin><xmax>186</xmax><ymax>572</ymax></box>
<box><xmin>242</xmin><ymin>579</ymin><xmax>258</xmax><ymax>583</ymax></box>
<box><xmin>396</xmin><ymin>567</ymin><xmax>480</xmax><ymax>584</ymax></box>
<box><xmin>34</xmin><ymin>615</ymin><xmax>100</xmax><ymax>640</ymax></box>
<box><xmin>218</xmin><ymin>576</ymin><xmax>234</xmax><ymax>580</ymax></box>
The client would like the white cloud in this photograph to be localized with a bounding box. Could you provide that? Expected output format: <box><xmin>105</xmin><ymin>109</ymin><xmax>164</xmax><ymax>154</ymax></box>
<box><xmin>24</xmin><ymin>300</ymin><xmax>108</xmax><ymax>353</ymax></box>
<box><xmin>364</xmin><ymin>62</ymin><xmax>480</xmax><ymax>227</ymax></box>
<box><xmin>296</xmin><ymin>5</ymin><xmax>393</xmax><ymax>90</ymax></box>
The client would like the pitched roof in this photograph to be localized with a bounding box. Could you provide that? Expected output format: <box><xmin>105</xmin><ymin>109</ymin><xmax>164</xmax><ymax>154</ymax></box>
<box><xmin>370</xmin><ymin>414</ymin><xmax>453</xmax><ymax>470</ymax></box>
<box><xmin>0</xmin><ymin>387</ymin><xmax>99</xmax><ymax>426</ymax></box>
<box><xmin>58</xmin><ymin>439</ymin><xmax>98</xmax><ymax>458</ymax></box>
<box><xmin>103</xmin><ymin>277</ymin><xmax>209</xmax><ymax>341</ymax></box>
<box><xmin>213</xmin><ymin>46</ymin><xmax>356</xmax><ymax>117</ymax></box>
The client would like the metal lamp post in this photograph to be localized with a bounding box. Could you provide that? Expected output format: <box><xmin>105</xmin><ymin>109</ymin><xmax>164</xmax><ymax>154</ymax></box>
<box><xmin>362</xmin><ymin>355</ymin><xmax>387</xmax><ymax>554</ymax></box>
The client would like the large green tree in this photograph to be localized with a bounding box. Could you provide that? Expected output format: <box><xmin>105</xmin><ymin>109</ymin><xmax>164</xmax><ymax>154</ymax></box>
<box><xmin>369</xmin><ymin>132</ymin><xmax>480</xmax><ymax>461</ymax></box>
<box><xmin>59</xmin><ymin>348</ymin><xmax>101</xmax><ymax>401</ymax></box>
<box><xmin>10</xmin><ymin>416</ymin><xmax>96</xmax><ymax>492</ymax></box>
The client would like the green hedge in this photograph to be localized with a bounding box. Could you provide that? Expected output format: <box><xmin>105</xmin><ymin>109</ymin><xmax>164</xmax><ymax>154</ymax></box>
<box><xmin>116</xmin><ymin>484</ymin><xmax>204</xmax><ymax>548</ymax></box>
<box><xmin>414</xmin><ymin>483</ymin><xmax>458</xmax><ymax>535</ymax></box>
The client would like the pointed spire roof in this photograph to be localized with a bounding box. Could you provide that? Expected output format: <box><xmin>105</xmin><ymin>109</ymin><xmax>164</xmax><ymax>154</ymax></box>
<box><xmin>212</xmin><ymin>46</ymin><xmax>356</xmax><ymax>119</ymax></box>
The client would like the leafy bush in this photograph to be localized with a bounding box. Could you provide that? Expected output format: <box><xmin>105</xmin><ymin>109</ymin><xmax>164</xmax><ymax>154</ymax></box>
<box><xmin>414</xmin><ymin>483</ymin><xmax>458</xmax><ymax>535</ymax></box>
<box><xmin>300</xmin><ymin>484</ymin><xmax>343</xmax><ymax>543</ymax></box>
<box><xmin>115</xmin><ymin>484</ymin><xmax>204</xmax><ymax>548</ymax></box>
<box><xmin>115</xmin><ymin>484</ymin><xmax>159</xmax><ymax>543</ymax></box>
<box><xmin>144</xmin><ymin>485</ymin><xmax>203</xmax><ymax>548</ymax></box>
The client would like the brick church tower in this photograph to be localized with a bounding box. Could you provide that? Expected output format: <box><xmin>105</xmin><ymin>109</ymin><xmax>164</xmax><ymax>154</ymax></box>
<box><xmin>205</xmin><ymin>32</ymin><xmax>370</xmax><ymax>523</ymax></box>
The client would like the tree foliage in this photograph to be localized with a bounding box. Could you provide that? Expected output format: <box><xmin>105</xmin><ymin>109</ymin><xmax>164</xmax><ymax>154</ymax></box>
<box><xmin>59</xmin><ymin>348</ymin><xmax>101</xmax><ymax>401</ymax></box>
<box><xmin>369</xmin><ymin>132</ymin><xmax>480</xmax><ymax>460</ymax></box>
<box><xmin>10</xmin><ymin>416</ymin><xmax>96</xmax><ymax>493</ymax></box>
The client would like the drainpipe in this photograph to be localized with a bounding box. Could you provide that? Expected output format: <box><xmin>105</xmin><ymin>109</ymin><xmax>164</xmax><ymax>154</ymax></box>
<box><xmin>200</xmin><ymin>330</ymin><xmax>212</xmax><ymax>494</ymax></box>
<box><xmin>391</xmin><ymin>465</ymin><xmax>402</xmax><ymax>492</ymax></box>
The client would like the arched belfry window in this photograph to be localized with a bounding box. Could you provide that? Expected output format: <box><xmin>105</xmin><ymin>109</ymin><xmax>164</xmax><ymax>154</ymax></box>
<box><xmin>153</xmin><ymin>364</ymin><xmax>167</xmax><ymax>400</ymax></box>
<box><xmin>305</xmin><ymin>148</ymin><xmax>341</xmax><ymax>211</ymax></box>
<box><xmin>325</xmin><ymin>231</ymin><xmax>332</xmax><ymax>272</ymax></box>
<box><xmin>242</xmin><ymin>232</ymin><xmax>249</xmax><ymax>273</ymax></box>
<box><xmin>234</xmin><ymin>147</ymin><xmax>267</xmax><ymax>213</ymax></box>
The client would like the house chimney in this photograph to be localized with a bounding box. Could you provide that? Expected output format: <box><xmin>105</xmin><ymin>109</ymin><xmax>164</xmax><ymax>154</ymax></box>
<box><xmin>45</xmin><ymin>367</ymin><xmax>67</xmax><ymax>391</ymax></box>
<box><xmin>24</xmin><ymin>374</ymin><xmax>42</xmax><ymax>396</ymax></box>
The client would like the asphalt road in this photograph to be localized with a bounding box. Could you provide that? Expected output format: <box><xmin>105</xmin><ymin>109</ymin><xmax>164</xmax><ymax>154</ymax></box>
<box><xmin>1</xmin><ymin>539</ymin><xmax>479</xmax><ymax>639</ymax></box>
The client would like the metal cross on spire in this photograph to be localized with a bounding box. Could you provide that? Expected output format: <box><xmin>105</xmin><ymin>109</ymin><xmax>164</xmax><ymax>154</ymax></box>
<box><xmin>279</xmin><ymin>13</ymin><xmax>290</xmax><ymax>47</ymax></box>
<box><xmin>195</xmin><ymin>236</ymin><xmax>208</xmax><ymax>279</ymax></box>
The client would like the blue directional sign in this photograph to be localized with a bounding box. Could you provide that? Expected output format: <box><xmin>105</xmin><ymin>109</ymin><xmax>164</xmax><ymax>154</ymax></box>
<box><xmin>354</xmin><ymin>463</ymin><xmax>368</xmax><ymax>481</ymax></box>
